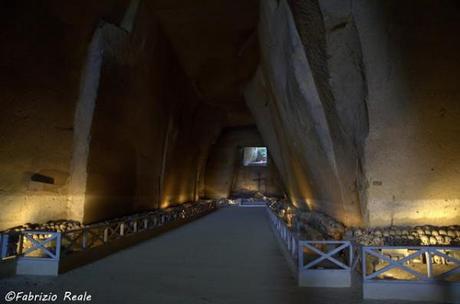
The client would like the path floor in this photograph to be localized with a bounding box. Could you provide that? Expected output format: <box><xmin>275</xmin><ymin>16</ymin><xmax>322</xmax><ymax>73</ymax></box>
<box><xmin>0</xmin><ymin>207</ymin><xmax>433</xmax><ymax>304</ymax></box>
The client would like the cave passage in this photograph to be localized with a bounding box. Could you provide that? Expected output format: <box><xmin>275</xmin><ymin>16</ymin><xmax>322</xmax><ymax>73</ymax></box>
<box><xmin>0</xmin><ymin>0</ymin><xmax>460</xmax><ymax>303</ymax></box>
<box><xmin>1</xmin><ymin>0</ymin><xmax>459</xmax><ymax>233</ymax></box>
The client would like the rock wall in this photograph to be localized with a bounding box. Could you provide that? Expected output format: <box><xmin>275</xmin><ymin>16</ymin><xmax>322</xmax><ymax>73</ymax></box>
<box><xmin>84</xmin><ymin>11</ymin><xmax>225</xmax><ymax>223</ymax></box>
<box><xmin>353</xmin><ymin>0</ymin><xmax>460</xmax><ymax>226</ymax></box>
<box><xmin>246</xmin><ymin>0</ymin><xmax>366</xmax><ymax>226</ymax></box>
<box><xmin>75</xmin><ymin>2</ymin><xmax>224</xmax><ymax>224</ymax></box>
<box><xmin>0</xmin><ymin>1</ymin><xmax>129</xmax><ymax>230</ymax></box>
<box><xmin>248</xmin><ymin>0</ymin><xmax>460</xmax><ymax>227</ymax></box>
<box><xmin>0</xmin><ymin>1</ymin><xmax>224</xmax><ymax>228</ymax></box>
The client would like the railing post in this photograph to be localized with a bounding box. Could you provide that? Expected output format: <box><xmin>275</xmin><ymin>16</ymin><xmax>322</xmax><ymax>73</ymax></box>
<box><xmin>348</xmin><ymin>242</ymin><xmax>353</xmax><ymax>267</ymax></box>
<box><xmin>1</xmin><ymin>234</ymin><xmax>8</xmax><ymax>259</ymax></box>
<box><xmin>120</xmin><ymin>223</ymin><xmax>125</xmax><ymax>236</ymax></box>
<box><xmin>362</xmin><ymin>247</ymin><xmax>367</xmax><ymax>280</ymax></box>
<box><xmin>17</xmin><ymin>233</ymin><xmax>24</xmax><ymax>255</ymax></box>
<box><xmin>425</xmin><ymin>249</ymin><xmax>433</xmax><ymax>278</ymax></box>
<box><xmin>103</xmin><ymin>228</ymin><xmax>109</xmax><ymax>242</ymax></box>
<box><xmin>293</xmin><ymin>238</ymin><xmax>298</xmax><ymax>259</ymax></box>
<box><xmin>55</xmin><ymin>232</ymin><xmax>61</xmax><ymax>260</ymax></box>
<box><xmin>82</xmin><ymin>229</ymin><xmax>87</xmax><ymax>249</ymax></box>
<box><xmin>298</xmin><ymin>241</ymin><xmax>303</xmax><ymax>273</ymax></box>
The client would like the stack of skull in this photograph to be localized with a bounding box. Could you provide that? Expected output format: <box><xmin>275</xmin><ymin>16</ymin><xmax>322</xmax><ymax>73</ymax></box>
<box><xmin>1</xmin><ymin>201</ymin><xmax>215</xmax><ymax>240</ymax></box>
<box><xmin>345</xmin><ymin>226</ymin><xmax>460</xmax><ymax>246</ymax></box>
<box><xmin>4</xmin><ymin>220</ymin><xmax>83</xmax><ymax>234</ymax></box>
<box><xmin>267</xmin><ymin>198</ymin><xmax>460</xmax><ymax>246</ymax></box>
<box><xmin>267</xmin><ymin>198</ymin><xmax>346</xmax><ymax>240</ymax></box>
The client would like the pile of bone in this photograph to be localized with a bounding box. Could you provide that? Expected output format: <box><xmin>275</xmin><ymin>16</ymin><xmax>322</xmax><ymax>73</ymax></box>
<box><xmin>216</xmin><ymin>198</ymin><xmax>237</xmax><ymax>206</ymax></box>
<box><xmin>294</xmin><ymin>211</ymin><xmax>346</xmax><ymax>241</ymax></box>
<box><xmin>2</xmin><ymin>201</ymin><xmax>216</xmax><ymax>234</ymax></box>
<box><xmin>105</xmin><ymin>200</ymin><xmax>216</xmax><ymax>224</ymax></box>
<box><xmin>105</xmin><ymin>201</ymin><xmax>207</xmax><ymax>223</ymax></box>
<box><xmin>344</xmin><ymin>225</ymin><xmax>460</xmax><ymax>246</ymax></box>
<box><xmin>265</xmin><ymin>199</ymin><xmax>346</xmax><ymax>240</ymax></box>
<box><xmin>266</xmin><ymin>198</ymin><xmax>289</xmax><ymax>215</ymax></box>
<box><xmin>3</xmin><ymin>220</ymin><xmax>83</xmax><ymax>234</ymax></box>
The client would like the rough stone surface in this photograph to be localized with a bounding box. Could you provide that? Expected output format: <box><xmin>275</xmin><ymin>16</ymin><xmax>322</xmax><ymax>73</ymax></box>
<box><xmin>246</xmin><ymin>0</ymin><xmax>460</xmax><ymax>227</ymax></box>
<box><xmin>0</xmin><ymin>1</ymin><xmax>260</xmax><ymax>228</ymax></box>
<box><xmin>353</xmin><ymin>0</ymin><xmax>460</xmax><ymax>226</ymax></box>
<box><xmin>82</xmin><ymin>16</ymin><xmax>223</xmax><ymax>223</ymax></box>
<box><xmin>246</xmin><ymin>0</ymin><xmax>365</xmax><ymax>226</ymax></box>
<box><xmin>0</xmin><ymin>1</ymin><xmax>129</xmax><ymax>230</ymax></box>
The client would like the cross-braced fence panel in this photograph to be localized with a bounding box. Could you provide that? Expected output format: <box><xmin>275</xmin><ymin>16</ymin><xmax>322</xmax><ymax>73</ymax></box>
<box><xmin>299</xmin><ymin>241</ymin><xmax>353</xmax><ymax>271</ymax></box>
<box><xmin>362</xmin><ymin>246</ymin><xmax>460</xmax><ymax>282</ymax></box>
<box><xmin>1</xmin><ymin>202</ymin><xmax>216</xmax><ymax>263</ymax></box>
<box><xmin>19</xmin><ymin>231</ymin><xmax>60</xmax><ymax>260</ymax></box>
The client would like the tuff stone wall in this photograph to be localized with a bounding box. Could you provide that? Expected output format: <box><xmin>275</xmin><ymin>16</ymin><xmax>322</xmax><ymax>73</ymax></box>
<box><xmin>0</xmin><ymin>1</ymin><xmax>225</xmax><ymax>228</ymax></box>
<box><xmin>246</xmin><ymin>0</ymin><xmax>365</xmax><ymax>226</ymax></box>
<box><xmin>0</xmin><ymin>1</ymin><xmax>129</xmax><ymax>230</ymax></box>
<box><xmin>74</xmin><ymin>2</ymin><xmax>225</xmax><ymax>224</ymax></box>
<box><xmin>353</xmin><ymin>0</ymin><xmax>460</xmax><ymax>226</ymax></box>
<box><xmin>247</xmin><ymin>0</ymin><xmax>460</xmax><ymax>227</ymax></box>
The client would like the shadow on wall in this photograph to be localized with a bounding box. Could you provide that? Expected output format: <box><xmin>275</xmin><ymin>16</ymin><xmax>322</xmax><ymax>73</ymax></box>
<box><xmin>84</xmin><ymin>140</ymin><xmax>136</xmax><ymax>224</ymax></box>
<box><xmin>79</xmin><ymin>2</ymin><xmax>225</xmax><ymax>224</ymax></box>
<box><xmin>77</xmin><ymin>2</ymin><xmax>211</xmax><ymax>223</ymax></box>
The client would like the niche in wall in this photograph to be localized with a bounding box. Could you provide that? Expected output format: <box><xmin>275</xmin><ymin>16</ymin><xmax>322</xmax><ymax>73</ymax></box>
<box><xmin>242</xmin><ymin>147</ymin><xmax>267</xmax><ymax>166</ymax></box>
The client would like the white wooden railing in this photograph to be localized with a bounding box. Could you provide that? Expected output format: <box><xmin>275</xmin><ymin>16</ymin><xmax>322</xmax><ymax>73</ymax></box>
<box><xmin>0</xmin><ymin>232</ymin><xmax>21</xmax><ymax>260</ymax></box>
<box><xmin>362</xmin><ymin>246</ymin><xmax>460</xmax><ymax>282</ymax></box>
<box><xmin>266</xmin><ymin>205</ymin><xmax>298</xmax><ymax>259</ymax></box>
<box><xmin>299</xmin><ymin>240</ymin><xmax>353</xmax><ymax>271</ymax></box>
<box><xmin>239</xmin><ymin>199</ymin><xmax>266</xmax><ymax>208</ymax></box>
<box><xmin>1</xmin><ymin>201</ymin><xmax>216</xmax><ymax>262</ymax></box>
<box><xmin>18</xmin><ymin>231</ymin><xmax>61</xmax><ymax>261</ymax></box>
<box><xmin>266</xmin><ymin>206</ymin><xmax>353</xmax><ymax>273</ymax></box>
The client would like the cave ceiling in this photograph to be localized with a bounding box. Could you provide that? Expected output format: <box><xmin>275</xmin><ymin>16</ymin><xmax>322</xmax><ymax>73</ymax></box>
<box><xmin>152</xmin><ymin>0</ymin><xmax>260</xmax><ymax>126</ymax></box>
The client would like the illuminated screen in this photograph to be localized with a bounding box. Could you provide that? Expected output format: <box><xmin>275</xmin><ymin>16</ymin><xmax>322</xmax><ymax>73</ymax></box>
<box><xmin>243</xmin><ymin>147</ymin><xmax>267</xmax><ymax>166</ymax></box>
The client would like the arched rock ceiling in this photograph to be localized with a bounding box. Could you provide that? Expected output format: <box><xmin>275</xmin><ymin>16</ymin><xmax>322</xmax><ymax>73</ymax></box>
<box><xmin>152</xmin><ymin>0</ymin><xmax>260</xmax><ymax>126</ymax></box>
